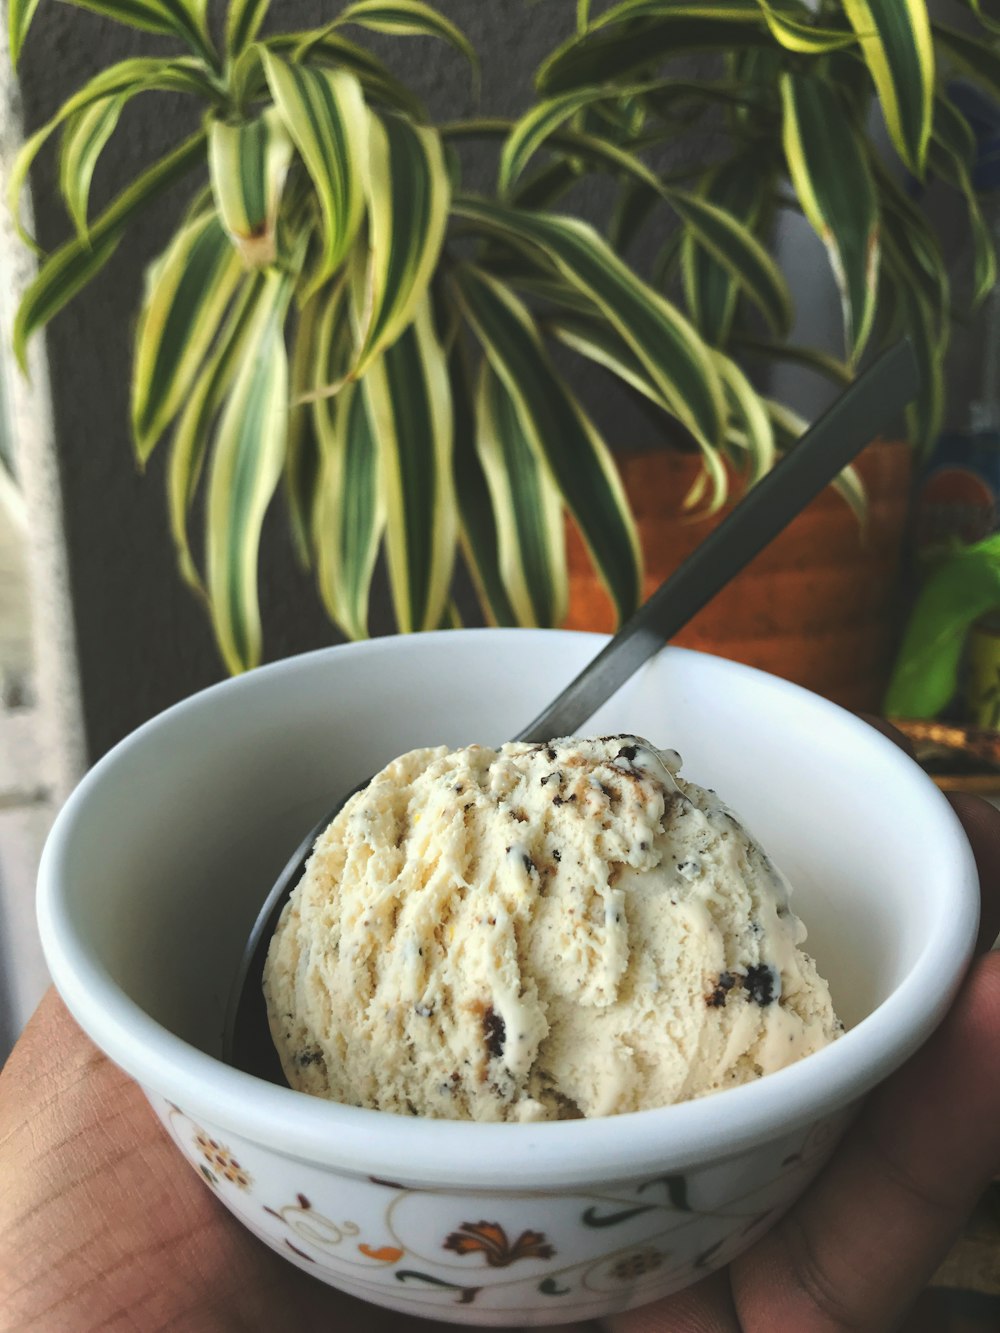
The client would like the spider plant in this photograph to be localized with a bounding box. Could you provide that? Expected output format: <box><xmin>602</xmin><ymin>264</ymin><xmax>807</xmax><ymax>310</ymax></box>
<box><xmin>509</xmin><ymin>0</ymin><xmax>1000</xmax><ymax>459</ymax></box>
<box><xmin>11</xmin><ymin>2</ymin><xmax>996</xmax><ymax>674</ymax></box>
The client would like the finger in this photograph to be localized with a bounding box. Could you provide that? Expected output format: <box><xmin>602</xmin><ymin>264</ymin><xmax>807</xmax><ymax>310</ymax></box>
<box><xmin>948</xmin><ymin>792</ymin><xmax>1000</xmax><ymax>952</ymax></box>
<box><xmin>728</xmin><ymin>951</ymin><xmax>1000</xmax><ymax>1331</ymax></box>
<box><xmin>601</xmin><ymin>1269</ymin><xmax>738</xmax><ymax>1332</ymax></box>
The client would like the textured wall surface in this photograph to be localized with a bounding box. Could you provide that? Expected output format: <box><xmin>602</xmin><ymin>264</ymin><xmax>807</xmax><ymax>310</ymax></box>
<box><xmin>17</xmin><ymin>2</ymin><xmax>702</xmax><ymax>760</ymax></box>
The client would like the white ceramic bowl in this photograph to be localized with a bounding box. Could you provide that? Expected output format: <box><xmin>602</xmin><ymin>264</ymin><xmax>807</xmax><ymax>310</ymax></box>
<box><xmin>38</xmin><ymin>631</ymin><xmax>978</xmax><ymax>1327</ymax></box>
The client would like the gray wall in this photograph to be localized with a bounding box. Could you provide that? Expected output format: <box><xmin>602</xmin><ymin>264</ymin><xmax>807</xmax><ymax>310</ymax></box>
<box><xmin>18</xmin><ymin>2</ymin><xmax>701</xmax><ymax>760</ymax></box>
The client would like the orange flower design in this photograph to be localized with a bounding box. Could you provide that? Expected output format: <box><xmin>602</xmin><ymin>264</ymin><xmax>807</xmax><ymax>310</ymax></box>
<box><xmin>443</xmin><ymin>1220</ymin><xmax>554</xmax><ymax>1267</ymax></box>
<box><xmin>193</xmin><ymin>1129</ymin><xmax>252</xmax><ymax>1191</ymax></box>
<box><xmin>358</xmin><ymin>1244</ymin><xmax>404</xmax><ymax>1262</ymax></box>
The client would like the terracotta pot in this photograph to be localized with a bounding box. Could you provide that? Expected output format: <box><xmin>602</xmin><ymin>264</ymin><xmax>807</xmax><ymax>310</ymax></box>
<box><xmin>564</xmin><ymin>438</ymin><xmax>912</xmax><ymax>712</ymax></box>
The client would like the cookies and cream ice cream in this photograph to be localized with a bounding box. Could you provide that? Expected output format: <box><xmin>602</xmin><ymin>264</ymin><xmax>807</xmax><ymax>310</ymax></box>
<box><xmin>264</xmin><ymin>736</ymin><xmax>841</xmax><ymax>1121</ymax></box>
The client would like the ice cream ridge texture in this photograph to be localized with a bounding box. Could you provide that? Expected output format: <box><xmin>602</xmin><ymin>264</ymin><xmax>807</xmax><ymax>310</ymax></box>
<box><xmin>264</xmin><ymin>736</ymin><xmax>842</xmax><ymax>1121</ymax></box>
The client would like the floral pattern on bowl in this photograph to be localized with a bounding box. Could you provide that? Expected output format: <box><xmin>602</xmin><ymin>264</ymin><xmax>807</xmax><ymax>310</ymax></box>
<box><xmin>150</xmin><ymin>1094</ymin><xmax>851</xmax><ymax>1325</ymax></box>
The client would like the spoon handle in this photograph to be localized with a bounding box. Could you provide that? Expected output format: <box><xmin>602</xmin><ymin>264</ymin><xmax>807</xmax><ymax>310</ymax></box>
<box><xmin>515</xmin><ymin>338</ymin><xmax>919</xmax><ymax>744</ymax></box>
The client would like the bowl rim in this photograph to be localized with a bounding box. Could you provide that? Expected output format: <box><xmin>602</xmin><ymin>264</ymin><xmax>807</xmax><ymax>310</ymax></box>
<box><xmin>37</xmin><ymin>630</ymin><xmax>980</xmax><ymax>1188</ymax></box>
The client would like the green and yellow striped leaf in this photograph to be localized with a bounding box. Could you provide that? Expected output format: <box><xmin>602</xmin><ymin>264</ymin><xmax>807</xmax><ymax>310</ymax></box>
<box><xmin>58</xmin><ymin>93</ymin><xmax>128</xmax><ymax>237</ymax></box>
<box><xmin>71</xmin><ymin>1</ymin><xmax>215</xmax><ymax>65</ymax></box>
<box><xmin>284</xmin><ymin>288</ymin><xmax>327</xmax><ymax>568</ymax></box>
<box><xmin>206</xmin><ymin>267</ymin><xmax>295</xmax><ymax>674</ymax></box>
<box><xmin>208</xmin><ymin>109</ymin><xmax>294</xmax><ymax>267</ymax></box>
<box><xmin>755</xmin><ymin>0</ymin><xmax>857</xmax><ymax>53</ymax></box>
<box><xmin>167</xmin><ymin>276</ymin><xmax>262</xmax><ymax>590</ymax></box>
<box><xmin>453</xmin><ymin>263</ymin><xmax>641</xmax><ymax>625</ymax></box>
<box><xmin>335</xmin><ymin>1</ymin><xmax>478</xmax><ymax>82</ymax></box>
<box><xmin>547</xmin><ymin>309</ymin><xmax>666</xmax><ymax>409</ymax></box>
<box><xmin>226</xmin><ymin>0</ymin><xmax>270</xmax><ymax>56</ymax></box>
<box><xmin>9</xmin><ymin>0</ymin><xmax>40</xmax><ymax>67</ymax></box>
<box><xmin>14</xmin><ymin>130</ymin><xmax>206</xmax><ymax>371</ymax></box>
<box><xmin>680</xmin><ymin>157</ymin><xmax>767</xmax><ymax>346</ymax></box>
<box><xmin>455</xmin><ymin>196</ymin><xmax>726</xmax><ymax>448</ymax></box>
<box><xmin>9</xmin><ymin>57</ymin><xmax>219</xmax><ymax>248</ymax></box>
<box><xmin>667</xmin><ymin>185</ymin><xmax>790</xmax><ymax>337</ymax></box>
<box><xmin>500</xmin><ymin>83</ymin><xmax>664</xmax><ymax>198</ymax></box>
<box><xmin>537</xmin><ymin>14</ymin><xmax>774</xmax><ymax>93</ymax></box>
<box><xmin>263</xmin><ymin>52</ymin><xmax>368</xmax><ymax>289</ymax></box>
<box><xmin>447</xmin><ymin>338</ymin><xmax>518</xmax><ymax>627</ymax></box>
<box><xmin>474</xmin><ymin>361</ymin><xmax>567</xmax><ymax>628</ymax></box>
<box><xmin>359</xmin><ymin>294</ymin><xmax>456</xmax><ymax>633</ymax></box>
<box><xmin>313</xmin><ymin>378</ymin><xmax>385</xmax><ymax>640</ymax></box>
<box><xmin>714</xmin><ymin>351</ymin><xmax>774</xmax><ymax>486</ymax></box>
<box><xmin>132</xmin><ymin>211</ymin><xmax>245</xmax><ymax>460</ymax></box>
<box><xmin>780</xmin><ymin>73</ymin><xmax>879</xmax><ymax>360</ymax></box>
<box><xmin>731</xmin><ymin>334</ymin><xmax>853</xmax><ymax>386</ymax></box>
<box><xmin>842</xmin><ymin>0</ymin><xmax>934</xmax><ymax>174</ymax></box>
<box><xmin>354</xmin><ymin>112</ymin><xmax>450</xmax><ymax>373</ymax></box>
<box><xmin>271</xmin><ymin>30</ymin><xmax>427</xmax><ymax>119</ymax></box>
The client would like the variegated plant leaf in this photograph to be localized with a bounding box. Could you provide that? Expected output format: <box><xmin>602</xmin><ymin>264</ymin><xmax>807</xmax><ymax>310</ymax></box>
<box><xmin>667</xmin><ymin>185</ymin><xmax>790</xmax><ymax>337</ymax></box>
<box><xmin>263</xmin><ymin>51</ymin><xmax>368</xmax><ymax>289</ymax></box>
<box><xmin>206</xmin><ymin>267</ymin><xmax>296</xmax><ymax>674</ymax></box>
<box><xmin>58</xmin><ymin>93</ymin><xmax>128</xmax><ymax>237</ymax></box>
<box><xmin>9</xmin><ymin>57</ymin><xmax>220</xmax><ymax>248</ymax></box>
<box><xmin>270</xmin><ymin>30</ymin><xmax>428</xmax><ymax>119</ymax></box>
<box><xmin>754</xmin><ymin>0</ymin><xmax>857</xmax><ymax>53</ymax></box>
<box><xmin>453</xmin><ymin>263</ymin><xmax>641</xmax><ymax>625</ymax></box>
<box><xmin>167</xmin><ymin>277</ymin><xmax>263</xmax><ymax>590</ymax></box>
<box><xmin>454</xmin><ymin>196</ymin><xmax>726</xmax><ymax>448</ymax></box>
<box><xmin>313</xmin><ymin>378</ymin><xmax>385</xmax><ymax>640</ymax></box>
<box><xmin>842</xmin><ymin>0</ymin><xmax>934</xmax><ymax>174</ymax></box>
<box><xmin>334</xmin><ymin>1</ymin><xmax>478</xmax><ymax>84</ymax></box>
<box><xmin>14</xmin><ymin>130</ymin><xmax>207</xmax><ymax>371</ymax></box>
<box><xmin>226</xmin><ymin>0</ymin><xmax>271</xmax><ymax>56</ymax></box>
<box><xmin>680</xmin><ymin>157</ymin><xmax>767</xmax><ymax>345</ymax></box>
<box><xmin>537</xmin><ymin>10</ymin><xmax>774</xmax><ymax>93</ymax></box>
<box><xmin>475</xmin><ymin>360</ymin><xmax>567</xmax><ymax>627</ymax></box>
<box><xmin>447</xmin><ymin>336</ymin><xmax>518</xmax><ymax>627</ymax></box>
<box><xmin>71</xmin><ymin>1</ymin><xmax>215</xmax><ymax>64</ymax></box>
<box><xmin>284</xmin><ymin>288</ymin><xmax>326</xmax><ymax>568</ymax></box>
<box><xmin>499</xmin><ymin>81</ymin><xmax>671</xmax><ymax>198</ymax></box>
<box><xmin>208</xmin><ymin>108</ymin><xmax>295</xmax><ymax>267</ymax></box>
<box><xmin>132</xmin><ymin>211</ymin><xmax>245</xmax><ymax>460</ymax></box>
<box><xmin>357</xmin><ymin>292</ymin><xmax>456</xmax><ymax>633</ymax></box>
<box><xmin>9</xmin><ymin>0</ymin><xmax>40</xmax><ymax>67</ymax></box>
<box><xmin>780</xmin><ymin>72</ymin><xmax>879</xmax><ymax>360</ymax></box>
<box><xmin>714</xmin><ymin>351</ymin><xmax>774</xmax><ymax>486</ymax></box>
<box><xmin>354</xmin><ymin>112</ymin><xmax>450</xmax><ymax>373</ymax></box>
<box><xmin>731</xmin><ymin>334</ymin><xmax>853</xmax><ymax>386</ymax></box>
<box><xmin>547</xmin><ymin>309</ymin><xmax>666</xmax><ymax>409</ymax></box>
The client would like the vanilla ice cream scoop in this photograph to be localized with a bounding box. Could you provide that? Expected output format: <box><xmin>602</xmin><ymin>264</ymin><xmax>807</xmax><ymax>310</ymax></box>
<box><xmin>263</xmin><ymin>736</ymin><xmax>841</xmax><ymax>1121</ymax></box>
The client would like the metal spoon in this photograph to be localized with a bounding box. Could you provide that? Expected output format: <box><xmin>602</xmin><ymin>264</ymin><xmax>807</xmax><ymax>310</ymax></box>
<box><xmin>225</xmin><ymin>338</ymin><xmax>919</xmax><ymax>1081</ymax></box>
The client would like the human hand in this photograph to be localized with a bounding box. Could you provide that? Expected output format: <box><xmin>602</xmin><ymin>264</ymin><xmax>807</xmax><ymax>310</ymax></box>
<box><xmin>2</xmin><ymin>795</ymin><xmax>998</xmax><ymax>1333</ymax></box>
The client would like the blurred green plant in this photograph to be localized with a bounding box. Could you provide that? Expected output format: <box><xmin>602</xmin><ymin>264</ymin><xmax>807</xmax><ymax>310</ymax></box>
<box><xmin>884</xmin><ymin>534</ymin><xmax>1000</xmax><ymax>718</ymax></box>
<box><xmin>9</xmin><ymin>1</ymin><xmax>1000</xmax><ymax>672</ymax></box>
<box><xmin>514</xmin><ymin>0</ymin><xmax>1000</xmax><ymax>459</ymax></box>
